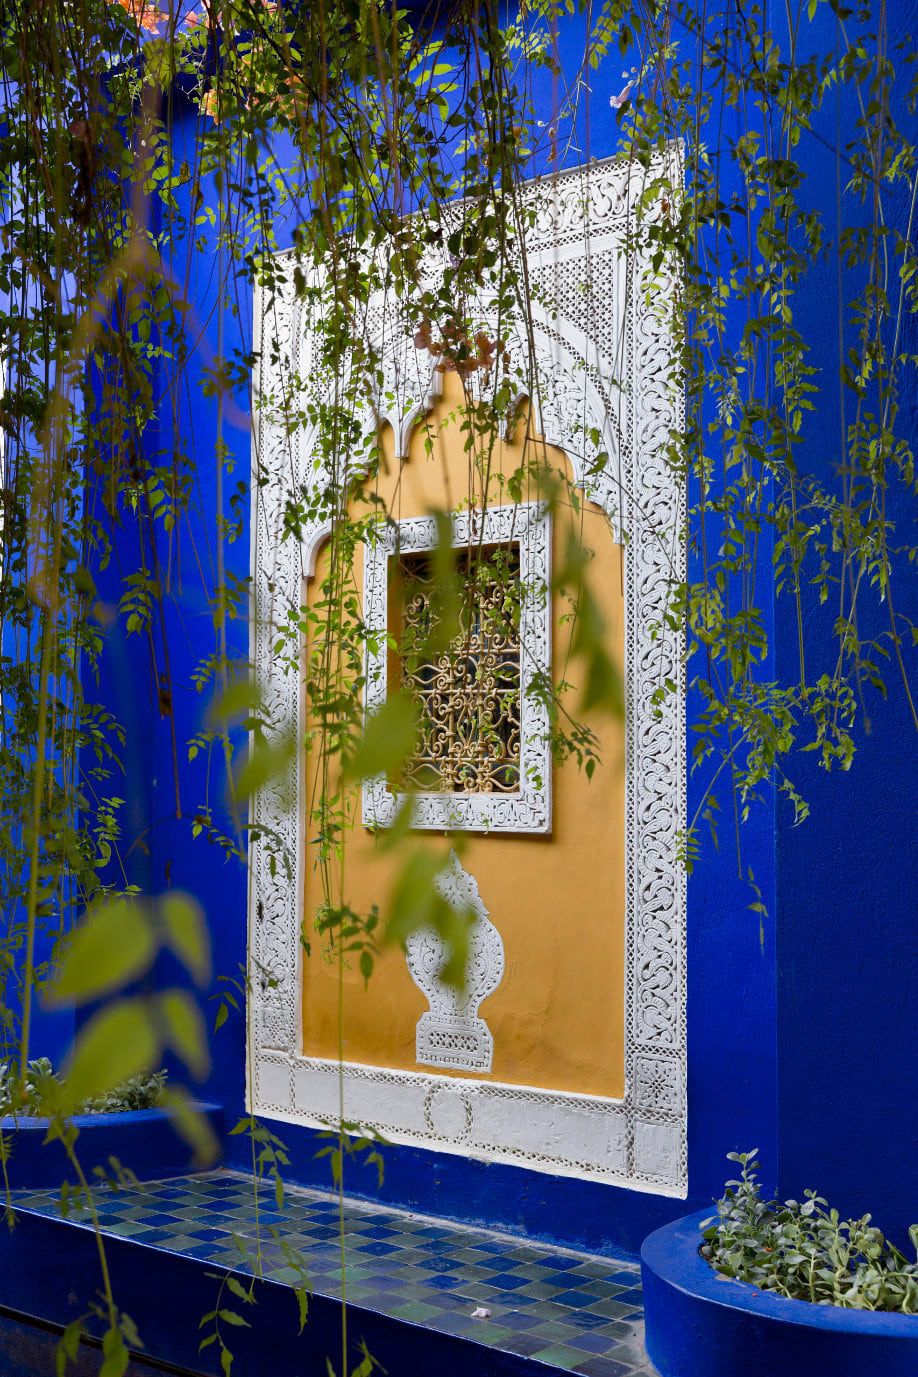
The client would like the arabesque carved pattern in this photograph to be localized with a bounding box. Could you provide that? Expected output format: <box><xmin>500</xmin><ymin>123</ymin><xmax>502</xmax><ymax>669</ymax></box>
<box><xmin>362</xmin><ymin>504</ymin><xmax>551</xmax><ymax>833</ymax></box>
<box><xmin>249</xmin><ymin>150</ymin><xmax>687</xmax><ymax>1194</ymax></box>
<box><xmin>400</xmin><ymin>548</ymin><xmax>522</xmax><ymax>794</ymax></box>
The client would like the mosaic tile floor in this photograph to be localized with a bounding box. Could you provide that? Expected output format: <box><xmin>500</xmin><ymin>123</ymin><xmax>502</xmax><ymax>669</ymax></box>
<box><xmin>13</xmin><ymin>1171</ymin><xmax>656</xmax><ymax>1376</ymax></box>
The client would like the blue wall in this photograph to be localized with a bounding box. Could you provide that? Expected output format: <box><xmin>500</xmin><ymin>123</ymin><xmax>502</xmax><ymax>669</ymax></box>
<box><xmin>81</xmin><ymin>0</ymin><xmax>918</xmax><ymax>1256</ymax></box>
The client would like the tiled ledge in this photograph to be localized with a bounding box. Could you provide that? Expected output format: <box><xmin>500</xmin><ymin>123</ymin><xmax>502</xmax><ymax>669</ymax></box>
<box><xmin>9</xmin><ymin>1170</ymin><xmax>656</xmax><ymax>1376</ymax></box>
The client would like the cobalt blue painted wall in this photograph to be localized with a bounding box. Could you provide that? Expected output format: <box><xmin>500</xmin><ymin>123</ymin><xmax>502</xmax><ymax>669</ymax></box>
<box><xmin>81</xmin><ymin>121</ymin><xmax>252</xmax><ymax>1119</ymax></box>
<box><xmin>82</xmin><ymin>1</ymin><xmax>916</xmax><ymax>1255</ymax></box>
<box><xmin>0</xmin><ymin>168</ymin><xmax>77</xmax><ymax>1067</ymax></box>
<box><xmin>769</xmin><ymin>1</ymin><xmax>918</xmax><ymax>1244</ymax></box>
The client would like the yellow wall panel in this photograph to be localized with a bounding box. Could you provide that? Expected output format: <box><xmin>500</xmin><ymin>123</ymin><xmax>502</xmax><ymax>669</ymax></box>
<box><xmin>300</xmin><ymin>374</ymin><xmax>626</xmax><ymax>1100</ymax></box>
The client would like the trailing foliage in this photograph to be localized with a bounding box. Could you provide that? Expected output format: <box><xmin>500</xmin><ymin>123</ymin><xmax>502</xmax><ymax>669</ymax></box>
<box><xmin>702</xmin><ymin>1150</ymin><xmax>918</xmax><ymax>1314</ymax></box>
<box><xmin>0</xmin><ymin>0</ymin><xmax>916</xmax><ymax>1372</ymax></box>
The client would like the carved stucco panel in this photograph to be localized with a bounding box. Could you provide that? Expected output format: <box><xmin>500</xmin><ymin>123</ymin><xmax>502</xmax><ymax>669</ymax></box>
<box><xmin>248</xmin><ymin>150</ymin><xmax>687</xmax><ymax>1193</ymax></box>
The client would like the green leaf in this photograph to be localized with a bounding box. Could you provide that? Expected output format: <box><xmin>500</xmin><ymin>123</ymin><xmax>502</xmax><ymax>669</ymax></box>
<box><xmin>234</xmin><ymin>731</ymin><xmax>296</xmax><ymax>800</ymax></box>
<box><xmin>581</xmin><ymin>646</ymin><xmax>624</xmax><ymax>715</ymax></box>
<box><xmin>56</xmin><ymin>1320</ymin><xmax>83</xmax><ymax>1377</ymax></box>
<box><xmin>72</xmin><ymin>565</ymin><xmax>97</xmax><ymax>600</ymax></box>
<box><xmin>60</xmin><ymin>1001</ymin><xmax>158</xmax><ymax>1111</ymax></box>
<box><xmin>206</xmin><ymin>680</ymin><xmax>262</xmax><ymax>729</ymax></box>
<box><xmin>47</xmin><ymin>899</ymin><xmax>155</xmax><ymax>1007</ymax></box>
<box><xmin>160</xmin><ymin>1087</ymin><xmax>219</xmax><ymax>1167</ymax></box>
<box><xmin>426</xmin><ymin>508</ymin><xmax>462</xmax><ymax>651</ymax></box>
<box><xmin>119</xmin><ymin>1312</ymin><xmax>142</xmax><ymax>1349</ymax></box>
<box><xmin>385</xmin><ymin>850</ymin><xmax>471</xmax><ymax>989</ymax></box>
<box><xmin>223</xmin><ymin>1274</ymin><xmax>253</xmax><ymax>1303</ymax></box>
<box><xmin>159</xmin><ymin>893</ymin><xmax>211</xmax><ymax>985</ymax></box>
<box><xmin>294</xmin><ymin>1285</ymin><xmax>309</xmax><ymax>1333</ymax></box>
<box><xmin>158</xmin><ymin>990</ymin><xmax>210</xmax><ymax>1079</ymax></box>
<box><xmin>385</xmin><ymin>849</ymin><xmax>447</xmax><ymax>945</ymax></box>
<box><xmin>346</xmin><ymin>691</ymin><xmax>417</xmax><ymax>782</ymax></box>
<box><xmin>217</xmin><ymin>1309</ymin><xmax>251</xmax><ymax>1328</ymax></box>
<box><xmin>352</xmin><ymin>1341</ymin><xmax>379</xmax><ymax>1377</ymax></box>
<box><xmin>99</xmin><ymin>1325</ymin><xmax>129</xmax><ymax>1377</ymax></box>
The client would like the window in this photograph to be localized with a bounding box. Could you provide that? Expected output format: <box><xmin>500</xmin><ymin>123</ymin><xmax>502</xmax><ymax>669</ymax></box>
<box><xmin>362</xmin><ymin>502</ymin><xmax>552</xmax><ymax>833</ymax></box>
<box><xmin>397</xmin><ymin>543</ymin><xmax>522</xmax><ymax>796</ymax></box>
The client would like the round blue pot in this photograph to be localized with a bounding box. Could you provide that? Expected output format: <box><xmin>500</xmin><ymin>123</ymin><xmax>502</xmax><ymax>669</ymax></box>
<box><xmin>0</xmin><ymin>1102</ymin><xmax>224</xmax><ymax>1189</ymax></box>
<box><xmin>641</xmin><ymin>1208</ymin><xmax>918</xmax><ymax>1377</ymax></box>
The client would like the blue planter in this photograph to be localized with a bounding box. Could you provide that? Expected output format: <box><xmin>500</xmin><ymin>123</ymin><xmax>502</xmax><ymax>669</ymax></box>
<box><xmin>641</xmin><ymin>1209</ymin><xmax>918</xmax><ymax>1377</ymax></box>
<box><xmin>0</xmin><ymin>1102</ymin><xmax>224</xmax><ymax>1189</ymax></box>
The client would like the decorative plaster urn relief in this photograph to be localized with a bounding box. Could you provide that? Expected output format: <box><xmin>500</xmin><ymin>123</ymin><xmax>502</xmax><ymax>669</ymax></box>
<box><xmin>406</xmin><ymin>851</ymin><xmax>505</xmax><ymax>1073</ymax></box>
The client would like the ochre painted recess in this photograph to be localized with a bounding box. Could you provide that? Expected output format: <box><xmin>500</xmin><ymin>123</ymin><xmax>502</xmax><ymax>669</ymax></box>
<box><xmin>300</xmin><ymin>373</ymin><xmax>626</xmax><ymax>1100</ymax></box>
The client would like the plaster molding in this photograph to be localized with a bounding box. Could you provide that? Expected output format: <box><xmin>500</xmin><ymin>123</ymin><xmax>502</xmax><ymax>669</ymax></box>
<box><xmin>407</xmin><ymin>851</ymin><xmax>505</xmax><ymax>1073</ymax></box>
<box><xmin>248</xmin><ymin>150</ymin><xmax>688</xmax><ymax>1195</ymax></box>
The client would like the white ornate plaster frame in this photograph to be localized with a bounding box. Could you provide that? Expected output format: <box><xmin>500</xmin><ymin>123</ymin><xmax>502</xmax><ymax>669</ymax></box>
<box><xmin>362</xmin><ymin>502</ymin><xmax>552</xmax><ymax>833</ymax></box>
<box><xmin>248</xmin><ymin>150</ymin><xmax>688</xmax><ymax>1196</ymax></box>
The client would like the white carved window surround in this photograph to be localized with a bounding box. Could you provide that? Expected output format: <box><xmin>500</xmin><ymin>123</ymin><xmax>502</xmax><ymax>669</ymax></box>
<box><xmin>248</xmin><ymin>149</ymin><xmax>688</xmax><ymax>1197</ymax></box>
<box><xmin>362</xmin><ymin>502</ymin><xmax>552</xmax><ymax>834</ymax></box>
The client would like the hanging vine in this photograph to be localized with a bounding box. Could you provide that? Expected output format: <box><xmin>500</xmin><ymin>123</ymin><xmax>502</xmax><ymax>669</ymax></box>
<box><xmin>0</xmin><ymin>0</ymin><xmax>915</xmax><ymax>1372</ymax></box>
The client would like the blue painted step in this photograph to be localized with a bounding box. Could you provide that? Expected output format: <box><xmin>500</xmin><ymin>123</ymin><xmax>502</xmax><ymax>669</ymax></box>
<box><xmin>5</xmin><ymin>1170</ymin><xmax>656</xmax><ymax>1376</ymax></box>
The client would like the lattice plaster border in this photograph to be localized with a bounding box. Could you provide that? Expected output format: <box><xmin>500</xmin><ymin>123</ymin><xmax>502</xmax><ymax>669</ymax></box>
<box><xmin>248</xmin><ymin>150</ymin><xmax>687</xmax><ymax>1196</ymax></box>
<box><xmin>362</xmin><ymin>502</ymin><xmax>552</xmax><ymax>833</ymax></box>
